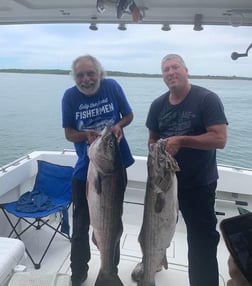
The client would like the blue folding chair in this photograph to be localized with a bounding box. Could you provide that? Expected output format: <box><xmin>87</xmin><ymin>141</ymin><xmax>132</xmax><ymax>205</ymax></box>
<box><xmin>0</xmin><ymin>160</ymin><xmax>74</xmax><ymax>269</ymax></box>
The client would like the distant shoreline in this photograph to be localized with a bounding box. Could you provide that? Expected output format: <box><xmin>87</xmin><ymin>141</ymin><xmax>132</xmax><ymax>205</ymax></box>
<box><xmin>0</xmin><ymin>69</ymin><xmax>251</xmax><ymax>81</ymax></box>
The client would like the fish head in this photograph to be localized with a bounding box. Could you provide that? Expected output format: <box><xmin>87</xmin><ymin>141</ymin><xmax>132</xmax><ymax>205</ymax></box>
<box><xmin>88</xmin><ymin>125</ymin><xmax>121</xmax><ymax>174</ymax></box>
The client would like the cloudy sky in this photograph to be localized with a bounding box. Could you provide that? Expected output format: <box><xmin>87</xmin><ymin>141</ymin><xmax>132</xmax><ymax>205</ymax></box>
<box><xmin>0</xmin><ymin>23</ymin><xmax>251</xmax><ymax>77</ymax></box>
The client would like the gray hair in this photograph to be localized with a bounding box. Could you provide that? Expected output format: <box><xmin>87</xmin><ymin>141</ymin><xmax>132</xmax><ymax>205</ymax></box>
<box><xmin>71</xmin><ymin>54</ymin><xmax>106</xmax><ymax>79</ymax></box>
<box><xmin>161</xmin><ymin>54</ymin><xmax>187</xmax><ymax>68</ymax></box>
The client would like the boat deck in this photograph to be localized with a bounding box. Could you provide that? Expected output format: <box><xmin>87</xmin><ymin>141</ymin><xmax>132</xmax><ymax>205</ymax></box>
<box><xmin>21</xmin><ymin>222</ymin><xmax>191</xmax><ymax>286</ymax></box>
<box><xmin>10</xmin><ymin>184</ymin><xmax>234</xmax><ymax>286</ymax></box>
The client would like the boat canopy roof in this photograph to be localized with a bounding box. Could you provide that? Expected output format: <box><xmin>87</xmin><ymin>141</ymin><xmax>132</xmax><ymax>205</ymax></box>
<box><xmin>1</xmin><ymin>0</ymin><xmax>252</xmax><ymax>28</ymax></box>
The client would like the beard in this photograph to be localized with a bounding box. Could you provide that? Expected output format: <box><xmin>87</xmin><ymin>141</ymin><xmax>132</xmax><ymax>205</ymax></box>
<box><xmin>77</xmin><ymin>80</ymin><xmax>100</xmax><ymax>96</ymax></box>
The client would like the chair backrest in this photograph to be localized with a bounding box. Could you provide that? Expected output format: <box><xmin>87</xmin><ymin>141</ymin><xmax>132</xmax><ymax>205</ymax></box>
<box><xmin>32</xmin><ymin>160</ymin><xmax>74</xmax><ymax>201</ymax></box>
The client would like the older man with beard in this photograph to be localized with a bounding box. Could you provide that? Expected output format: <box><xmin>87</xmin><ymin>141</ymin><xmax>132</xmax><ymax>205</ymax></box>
<box><xmin>62</xmin><ymin>54</ymin><xmax>134</xmax><ymax>286</ymax></box>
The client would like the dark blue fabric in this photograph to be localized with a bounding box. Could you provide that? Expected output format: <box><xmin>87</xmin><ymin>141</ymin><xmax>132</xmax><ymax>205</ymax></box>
<box><xmin>61</xmin><ymin>207</ymin><xmax>70</xmax><ymax>235</ymax></box>
<box><xmin>178</xmin><ymin>182</ymin><xmax>220</xmax><ymax>286</ymax></box>
<box><xmin>3</xmin><ymin>160</ymin><xmax>73</xmax><ymax>235</ymax></box>
<box><xmin>15</xmin><ymin>189</ymin><xmax>57</xmax><ymax>212</ymax></box>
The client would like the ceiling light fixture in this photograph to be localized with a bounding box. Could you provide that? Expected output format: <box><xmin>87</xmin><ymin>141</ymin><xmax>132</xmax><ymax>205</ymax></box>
<box><xmin>161</xmin><ymin>24</ymin><xmax>171</xmax><ymax>31</ymax></box>
<box><xmin>89</xmin><ymin>23</ymin><xmax>98</xmax><ymax>31</ymax></box>
<box><xmin>118</xmin><ymin>23</ymin><xmax>127</xmax><ymax>31</ymax></box>
<box><xmin>229</xmin><ymin>11</ymin><xmax>244</xmax><ymax>27</ymax></box>
<box><xmin>193</xmin><ymin>14</ymin><xmax>203</xmax><ymax>31</ymax></box>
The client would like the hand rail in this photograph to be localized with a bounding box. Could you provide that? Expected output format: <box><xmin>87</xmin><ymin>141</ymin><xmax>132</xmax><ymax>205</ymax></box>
<box><xmin>0</xmin><ymin>154</ymin><xmax>31</xmax><ymax>173</ymax></box>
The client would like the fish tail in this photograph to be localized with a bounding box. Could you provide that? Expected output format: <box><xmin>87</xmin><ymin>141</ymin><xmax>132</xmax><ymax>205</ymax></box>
<box><xmin>95</xmin><ymin>271</ymin><xmax>124</xmax><ymax>286</ymax></box>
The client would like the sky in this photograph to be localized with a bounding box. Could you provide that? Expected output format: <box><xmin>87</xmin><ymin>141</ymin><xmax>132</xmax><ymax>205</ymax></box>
<box><xmin>0</xmin><ymin>23</ymin><xmax>251</xmax><ymax>77</ymax></box>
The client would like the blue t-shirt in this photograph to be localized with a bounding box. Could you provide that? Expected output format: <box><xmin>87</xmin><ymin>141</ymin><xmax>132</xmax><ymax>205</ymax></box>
<box><xmin>146</xmin><ymin>85</ymin><xmax>228</xmax><ymax>187</ymax></box>
<box><xmin>62</xmin><ymin>78</ymin><xmax>134</xmax><ymax>180</ymax></box>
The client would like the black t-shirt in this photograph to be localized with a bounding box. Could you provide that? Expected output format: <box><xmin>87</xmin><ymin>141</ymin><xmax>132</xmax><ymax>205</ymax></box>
<box><xmin>146</xmin><ymin>85</ymin><xmax>228</xmax><ymax>187</ymax></box>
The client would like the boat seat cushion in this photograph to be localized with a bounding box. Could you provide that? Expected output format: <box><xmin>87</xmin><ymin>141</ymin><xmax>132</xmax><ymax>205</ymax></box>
<box><xmin>8</xmin><ymin>272</ymin><xmax>71</xmax><ymax>286</ymax></box>
<box><xmin>0</xmin><ymin>237</ymin><xmax>25</xmax><ymax>286</ymax></box>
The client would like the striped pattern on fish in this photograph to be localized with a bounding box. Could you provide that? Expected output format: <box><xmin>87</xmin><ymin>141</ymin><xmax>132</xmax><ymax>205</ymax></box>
<box><xmin>87</xmin><ymin>125</ymin><xmax>127</xmax><ymax>286</ymax></box>
<box><xmin>132</xmin><ymin>139</ymin><xmax>180</xmax><ymax>286</ymax></box>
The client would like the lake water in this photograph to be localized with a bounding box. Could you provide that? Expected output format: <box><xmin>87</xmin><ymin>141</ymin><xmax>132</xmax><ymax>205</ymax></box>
<box><xmin>0</xmin><ymin>72</ymin><xmax>252</xmax><ymax>169</ymax></box>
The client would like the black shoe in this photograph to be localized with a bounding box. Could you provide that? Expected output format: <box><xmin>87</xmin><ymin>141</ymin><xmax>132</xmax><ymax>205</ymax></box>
<box><xmin>81</xmin><ymin>272</ymin><xmax>88</xmax><ymax>283</ymax></box>
<box><xmin>131</xmin><ymin>262</ymin><xmax>143</xmax><ymax>282</ymax></box>
<box><xmin>71</xmin><ymin>272</ymin><xmax>88</xmax><ymax>286</ymax></box>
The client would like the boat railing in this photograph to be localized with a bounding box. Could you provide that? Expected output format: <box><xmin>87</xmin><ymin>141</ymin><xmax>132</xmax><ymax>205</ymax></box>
<box><xmin>218</xmin><ymin>163</ymin><xmax>252</xmax><ymax>172</ymax></box>
<box><xmin>61</xmin><ymin>149</ymin><xmax>76</xmax><ymax>154</ymax></box>
<box><xmin>1</xmin><ymin>150</ymin><xmax>252</xmax><ymax>198</ymax></box>
<box><xmin>0</xmin><ymin>154</ymin><xmax>31</xmax><ymax>173</ymax></box>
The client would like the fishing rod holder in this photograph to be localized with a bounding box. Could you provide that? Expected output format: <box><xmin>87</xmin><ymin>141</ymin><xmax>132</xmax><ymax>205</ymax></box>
<box><xmin>231</xmin><ymin>43</ymin><xmax>252</xmax><ymax>60</ymax></box>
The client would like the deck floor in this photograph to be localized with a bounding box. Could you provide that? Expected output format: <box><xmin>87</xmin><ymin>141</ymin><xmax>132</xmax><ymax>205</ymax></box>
<box><xmin>17</xmin><ymin>198</ymin><xmax>230</xmax><ymax>286</ymax></box>
<box><xmin>20</xmin><ymin>223</ymin><xmax>191</xmax><ymax>286</ymax></box>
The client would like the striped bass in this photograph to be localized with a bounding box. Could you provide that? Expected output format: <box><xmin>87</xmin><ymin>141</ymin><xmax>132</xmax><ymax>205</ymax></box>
<box><xmin>132</xmin><ymin>139</ymin><xmax>180</xmax><ymax>286</ymax></box>
<box><xmin>87</xmin><ymin>125</ymin><xmax>127</xmax><ymax>286</ymax></box>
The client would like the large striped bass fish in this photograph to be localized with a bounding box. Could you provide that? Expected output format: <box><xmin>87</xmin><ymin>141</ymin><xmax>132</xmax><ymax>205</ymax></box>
<box><xmin>87</xmin><ymin>125</ymin><xmax>127</xmax><ymax>286</ymax></box>
<box><xmin>131</xmin><ymin>139</ymin><xmax>180</xmax><ymax>286</ymax></box>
